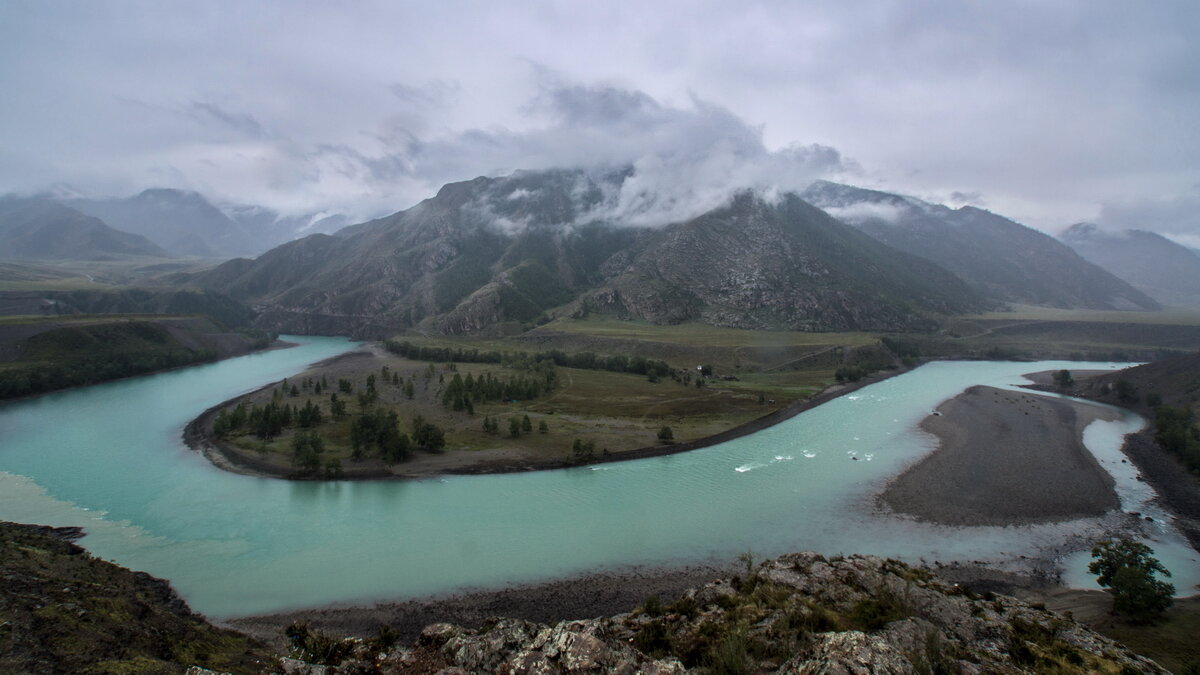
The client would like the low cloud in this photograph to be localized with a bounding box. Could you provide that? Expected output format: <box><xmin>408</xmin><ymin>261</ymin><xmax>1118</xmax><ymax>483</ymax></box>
<box><xmin>1096</xmin><ymin>189</ymin><xmax>1200</xmax><ymax>237</ymax></box>
<box><xmin>823</xmin><ymin>201</ymin><xmax>907</xmax><ymax>225</ymax></box>
<box><xmin>189</xmin><ymin>101</ymin><xmax>266</xmax><ymax>139</ymax></box>
<box><xmin>336</xmin><ymin>78</ymin><xmax>855</xmax><ymax>226</ymax></box>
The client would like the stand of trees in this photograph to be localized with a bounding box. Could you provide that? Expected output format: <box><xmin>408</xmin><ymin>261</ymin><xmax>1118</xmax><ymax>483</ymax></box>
<box><xmin>0</xmin><ymin>347</ymin><xmax>216</xmax><ymax>400</ymax></box>
<box><xmin>385</xmin><ymin>340</ymin><xmax>672</xmax><ymax>378</ymax></box>
<box><xmin>1153</xmin><ymin>405</ymin><xmax>1200</xmax><ymax>472</ymax></box>
<box><xmin>440</xmin><ymin>366</ymin><xmax>558</xmax><ymax>411</ymax></box>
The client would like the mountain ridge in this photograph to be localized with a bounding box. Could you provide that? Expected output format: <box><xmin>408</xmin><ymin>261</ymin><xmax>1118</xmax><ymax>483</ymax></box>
<box><xmin>802</xmin><ymin>181</ymin><xmax>1160</xmax><ymax>311</ymax></box>
<box><xmin>1061</xmin><ymin>223</ymin><xmax>1200</xmax><ymax>308</ymax></box>
<box><xmin>0</xmin><ymin>197</ymin><xmax>168</xmax><ymax>260</ymax></box>
<box><xmin>192</xmin><ymin>170</ymin><xmax>987</xmax><ymax>337</ymax></box>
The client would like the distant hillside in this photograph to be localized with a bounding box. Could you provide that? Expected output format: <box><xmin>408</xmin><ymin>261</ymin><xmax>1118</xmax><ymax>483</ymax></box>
<box><xmin>0</xmin><ymin>313</ymin><xmax>270</xmax><ymax>399</ymax></box>
<box><xmin>1061</xmin><ymin>223</ymin><xmax>1200</xmax><ymax>308</ymax></box>
<box><xmin>71</xmin><ymin>188</ymin><xmax>248</xmax><ymax>257</ymax></box>
<box><xmin>0</xmin><ymin>287</ymin><xmax>255</xmax><ymax>328</ymax></box>
<box><xmin>225</xmin><ymin>203</ymin><xmax>352</xmax><ymax>255</ymax></box>
<box><xmin>195</xmin><ymin>169</ymin><xmax>985</xmax><ymax>337</ymax></box>
<box><xmin>70</xmin><ymin>189</ymin><xmax>353</xmax><ymax>258</ymax></box>
<box><xmin>1075</xmin><ymin>351</ymin><xmax>1200</xmax><ymax>413</ymax></box>
<box><xmin>802</xmin><ymin>181</ymin><xmax>1160</xmax><ymax>311</ymax></box>
<box><xmin>0</xmin><ymin>197</ymin><xmax>167</xmax><ymax>260</ymax></box>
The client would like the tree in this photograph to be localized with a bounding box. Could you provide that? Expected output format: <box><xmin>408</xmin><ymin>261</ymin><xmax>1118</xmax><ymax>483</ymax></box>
<box><xmin>328</xmin><ymin>393</ymin><xmax>348</xmax><ymax>421</ymax></box>
<box><xmin>1089</xmin><ymin>539</ymin><xmax>1174</xmax><ymax>622</ymax></box>
<box><xmin>509</xmin><ymin>416</ymin><xmax>522</xmax><ymax>438</ymax></box>
<box><xmin>521</xmin><ymin>414</ymin><xmax>532</xmax><ymax>433</ymax></box>
<box><xmin>657</xmin><ymin>426</ymin><xmax>674</xmax><ymax>443</ymax></box>
<box><xmin>572</xmin><ymin>438</ymin><xmax>595</xmax><ymax>462</ymax></box>
<box><xmin>538</xmin><ymin>420</ymin><xmax>549</xmax><ymax>434</ymax></box>
<box><xmin>1053</xmin><ymin>369</ymin><xmax>1074</xmax><ymax>388</ymax></box>
<box><xmin>1115</xmin><ymin>379</ymin><xmax>1139</xmax><ymax>404</ymax></box>
<box><xmin>291</xmin><ymin>430</ymin><xmax>325</xmax><ymax>474</ymax></box>
<box><xmin>411</xmin><ymin>416</ymin><xmax>446</xmax><ymax>452</ymax></box>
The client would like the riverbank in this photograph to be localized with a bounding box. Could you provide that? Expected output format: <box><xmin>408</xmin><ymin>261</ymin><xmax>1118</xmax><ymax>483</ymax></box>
<box><xmin>225</xmin><ymin>561</ymin><xmax>736</xmax><ymax>648</ymax></box>
<box><xmin>1022</xmin><ymin>368</ymin><xmax>1200</xmax><ymax>552</ymax></box>
<box><xmin>0</xmin><ymin>329</ymin><xmax>290</xmax><ymax>405</ymax></box>
<box><xmin>184</xmin><ymin>344</ymin><xmax>914</xmax><ymax>480</ymax></box>
<box><xmin>879</xmin><ymin>385</ymin><xmax>1122</xmax><ymax>526</ymax></box>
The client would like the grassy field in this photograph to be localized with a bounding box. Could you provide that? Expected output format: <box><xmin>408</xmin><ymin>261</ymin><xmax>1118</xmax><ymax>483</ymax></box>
<box><xmin>965</xmin><ymin>304</ymin><xmax>1200</xmax><ymax>326</ymax></box>
<box><xmin>535</xmin><ymin>316</ymin><xmax>880</xmax><ymax>347</ymax></box>
<box><xmin>0</xmin><ymin>258</ymin><xmax>218</xmax><ymax>291</ymax></box>
<box><xmin>399</xmin><ymin>318</ymin><xmax>880</xmax><ymax>374</ymax></box>
<box><xmin>212</xmin><ymin>339</ymin><xmax>832</xmax><ymax>476</ymax></box>
<box><xmin>1088</xmin><ymin>597</ymin><xmax>1200</xmax><ymax>674</ymax></box>
<box><xmin>0</xmin><ymin>312</ymin><xmax>183</xmax><ymax>326</ymax></box>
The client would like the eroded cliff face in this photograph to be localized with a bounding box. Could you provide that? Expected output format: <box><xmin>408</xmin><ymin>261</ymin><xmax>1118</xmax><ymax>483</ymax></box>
<box><xmin>276</xmin><ymin>553</ymin><xmax>1165</xmax><ymax>674</ymax></box>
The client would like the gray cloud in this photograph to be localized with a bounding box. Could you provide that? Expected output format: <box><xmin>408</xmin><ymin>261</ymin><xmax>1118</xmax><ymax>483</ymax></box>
<box><xmin>1096</xmin><ymin>189</ymin><xmax>1200</xmax><ymax>238</ymax></box>
<box><xmin>389</xmin><ymin>80</ymin><xmax>461</xmax><ymax>110</ymax></box>
<box><xmin>0</xmin><ymin>1</ymin><xmax>1195</xmax><ymax>229</ymax></box>
<box><xmin>189</xmin><ymin>101</ymin><xmax>266</xmax><ymax>139</ymax></box>
<box><xmin>333</xmin><ymin>79</ymin><xmax>855</xmax><ymax>225</ymax></box>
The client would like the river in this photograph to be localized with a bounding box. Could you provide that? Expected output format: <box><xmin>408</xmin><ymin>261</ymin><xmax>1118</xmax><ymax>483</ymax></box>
<box><xmin>0</xmin><ymin>335</ymin><xmax>1195</xmax><ymax>617</ymax></box>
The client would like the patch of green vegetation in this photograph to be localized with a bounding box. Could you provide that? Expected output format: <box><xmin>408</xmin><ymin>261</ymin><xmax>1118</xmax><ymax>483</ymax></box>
<box><xmin>537</xmin><ymin>316</ymin><xmax>879</xmax><ymax>349</ymax></box>
<box><xmin>967</xmin><ymin>305</ymin><xmax>1200</xmax><ymax>326</ymax></box>
<box><xmin>0</xmin><ymin>321</ymin><xmax>221</xmax><ymax>400</ymax></box>
<box><xmin>0</xmin><ymin>522</ymin><xmax>271</xmax><ymax>674</ymax></box>
<box><xmin>507</xmin><ymin>260</ymin><xmax>576</xmax><ymax>310</ymax></box>
<box><xmin>432</xmin><ymin>236</ymin><xmax>504</xmax><ymax>311</ymax></box>
<box><xmin>1153</xmin><ymin>405</ymin><xmax>1200</xmax><ymax>473</ymax></box>
<box><xmin>1088</xmin><ymin>597</ymin><xmax>1200</xmax><ymax>674</ymax></box>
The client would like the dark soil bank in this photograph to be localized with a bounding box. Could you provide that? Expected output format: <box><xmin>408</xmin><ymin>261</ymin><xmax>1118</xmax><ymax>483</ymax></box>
<box><xmin>226</xmin><ymin>563</ymin><xmax>733</xmax><ymax>649</ymax></box>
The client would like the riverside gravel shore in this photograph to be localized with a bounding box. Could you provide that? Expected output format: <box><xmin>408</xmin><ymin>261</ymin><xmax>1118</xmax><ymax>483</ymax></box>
<box><xmin>224</xmin><ymin>563</ymin><xmax>734</xmax><ymax>648</ymax></box>
<box><xmin>879</xmin><ymin>385</ymin><xmax>1123</xmax><ymax>526</ymax></box>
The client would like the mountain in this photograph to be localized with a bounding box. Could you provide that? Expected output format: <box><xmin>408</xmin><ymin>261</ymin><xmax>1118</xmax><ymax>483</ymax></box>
<box><xmin>1060</xmin><ymin>223</ymin><xmax>1200</xmax><ymax>308</ymax></box>
<box><xmin>225</xmin><ymin>204</ymin><xmax>352</xmax><ymax>254</ymax></box>
<box><xmin>0</xmin><ymin>197</ymin><xmax>168</xmax><ymax>260</ymax></box>
<box><xmin>802</xmin><ymin>181</ymin><xmax>1160</xmax><ymax>311</ymax></box>
<box><xmin>70</xmin><ymin>189</ymin><xmax>352</xmax><ymax>258</ymax></box>
<box><xmin>194</xmin><ymin>169</ymin><xmax>985</xmax><ymax>337</ymax></box>
<box><xmin>71</xmin><ymin>188</ymin><xmax>247</xmax><ymax>257</ymax></box>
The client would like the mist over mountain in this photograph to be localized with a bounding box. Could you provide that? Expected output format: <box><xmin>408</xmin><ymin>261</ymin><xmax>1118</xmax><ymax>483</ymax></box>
<box><xmin>194</xmin><ymin>169</ymin><xmax>985</xmax><ymax>336</ymax></box>
<box><xmin>802</xmin><ymin>181</ymin><xmax>1160</xmax><ymax>311</ymax></box>
<box><xmin>0</xmin><ymin>197</ymin><xmax>167</xmax><ymax>260</ymax></box>
<box><xmin>68</xmin><ymin>189</ymin><xmax>350</xmax><ymax>258</ymax></box>
<box><xmin>1060</xmin><ymin>223</ymin><xmax>1200</xmax><ymax>308</ymax></box>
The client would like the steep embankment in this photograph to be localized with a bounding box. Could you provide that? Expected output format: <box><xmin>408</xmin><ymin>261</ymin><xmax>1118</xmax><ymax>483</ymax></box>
<box><xmin>0</xmin><ymin>522</ymin><xmax>271</xmax><ymax>674</ymax></box>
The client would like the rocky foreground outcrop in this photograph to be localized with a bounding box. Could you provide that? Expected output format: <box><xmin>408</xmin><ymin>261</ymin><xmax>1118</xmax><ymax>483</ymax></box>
<box><xmin>276</xmin><ymin>553</ymin><xmax>1165</xmax><ymax>674</ymax></box>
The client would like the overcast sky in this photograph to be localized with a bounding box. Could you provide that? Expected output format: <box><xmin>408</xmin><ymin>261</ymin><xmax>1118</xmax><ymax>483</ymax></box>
<box><xmin>1</xmin><ymin>1</ymin><xmax>1197</xmax><ymax>238</ymax></box>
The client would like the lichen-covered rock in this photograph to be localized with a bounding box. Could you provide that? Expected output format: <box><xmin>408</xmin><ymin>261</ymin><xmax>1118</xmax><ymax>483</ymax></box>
<box><xmin>279</xmin><ymin>553</ymin><xmax>1167</xmax><ymax>674</ymax></box>
<box><xmin>780</xmin><ymin>631</ymin><xmax>911</xmax><ymax>674</ymax></box>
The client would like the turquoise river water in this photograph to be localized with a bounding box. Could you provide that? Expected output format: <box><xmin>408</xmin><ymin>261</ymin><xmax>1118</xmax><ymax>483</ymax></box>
<box><xmin>0</xmin><ymin>335</ymin><xmax>1196</xmax><ymax>618</ymax></box>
